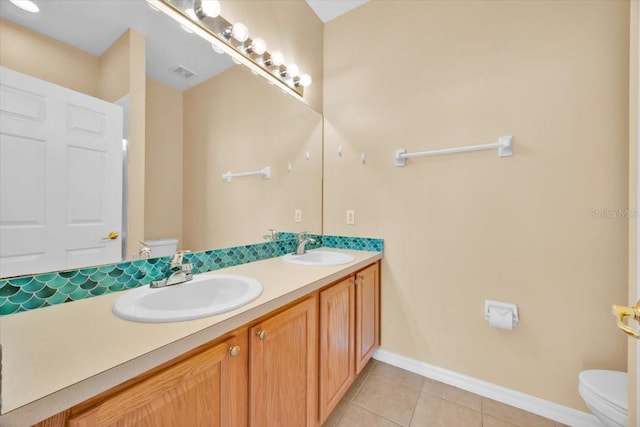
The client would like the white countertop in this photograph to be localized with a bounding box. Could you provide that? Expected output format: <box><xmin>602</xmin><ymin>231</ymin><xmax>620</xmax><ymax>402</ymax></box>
<box><xmin>0</xmin><ymin>248</ymin><xmax>382</xmax><ymax>426</ymax></box>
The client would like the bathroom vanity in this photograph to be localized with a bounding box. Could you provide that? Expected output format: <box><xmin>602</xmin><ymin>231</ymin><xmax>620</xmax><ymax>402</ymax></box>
<box><xmin>0</xmin><ymin>249</ymin><xmax>381</xmax><ymax>426</ymax></box>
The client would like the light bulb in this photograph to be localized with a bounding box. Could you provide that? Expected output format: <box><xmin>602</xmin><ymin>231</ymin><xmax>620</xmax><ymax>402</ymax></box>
<box><xmin>270</xmin><ymin>51</ymin><xmax>284</xmax><ymax>66</ymax></box>
<box><xmin>250</xmin><ymin>38</ymin><xmax>267</xmax><ymax>55</ymax></box>
<box><xmin>298</xmin><ymin>74</ymin><xmax>312</xmax><ymax>87</ymax></box>
<box><xmin>199</xmin><ymin>0</ymin><xmax>220</xmax><ymax>18</ymax></box>
<box><xmin>231</xmin><ymin>23</ymin><xmax>249</xmax><ymax>42</ymax></box>
<box><xmin>232</xmin><ymin>57</ymin><xmax>241</xmax><ymax>65</ymax></box>
<box><xmin>211</xmin><ymin>43</ymin><xmax>224</xmax><ymax>54</ymax></box>
<box><xmin>287</xmin><ymin>64</ymin><xmax>299</xmax><ymax>78</ymax></box>
<box><xmin>180</xmin><ymin>24</ymin><xmax>194</xmax><ymax>34</ymax></box>
<box><xmin>9</xmin><ymin>0</ymin><xmax>39</xmax><ymax>13</ymax></box>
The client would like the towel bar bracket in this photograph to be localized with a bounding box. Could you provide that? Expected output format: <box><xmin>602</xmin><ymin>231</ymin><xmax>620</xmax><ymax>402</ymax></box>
<box><xmin>395</xmin><ymin>149</ymin><xmax>408</xmax><ymax>167</ymax></box>
<box><xmin>498</xmin><ymin>135</ymin><xmax>513</xmax><ymax>157</ymax></box>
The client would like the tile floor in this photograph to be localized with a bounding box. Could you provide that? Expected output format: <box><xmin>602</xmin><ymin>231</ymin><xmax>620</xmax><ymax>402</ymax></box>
<box><xmin>322</xmin><ymin>360</ymin><xmax>567</xmax><ymax>427</ymax></box>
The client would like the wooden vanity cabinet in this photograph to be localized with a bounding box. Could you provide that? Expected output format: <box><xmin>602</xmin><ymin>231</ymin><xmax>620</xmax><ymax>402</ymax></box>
<box><xmin>61</xmin><ymin>331</ymin><xmax>248</xmax><ymax>427</ymax></box>
<box><xmin>33</xmin><ymin>260</ymin><xmax>380</xmax><ymax>427</ymax></box>
<box><xmin>319</xmin><ymin>261</ymin><xmax>380</xmax><ymax>424</ymax></box>
<box><xmin>319</xmin><ymin>276</ymin><xmax>356</xmax><ymax>423</ymax></box>
<box><xmin>249</xmin><ymin>297</ymin><xmax>317</xmax><ymax>427</ymax></box>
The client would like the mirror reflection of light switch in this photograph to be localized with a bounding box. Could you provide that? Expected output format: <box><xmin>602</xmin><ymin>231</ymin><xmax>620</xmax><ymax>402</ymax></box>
<box><xmin>295</xmin><ymin>210</ymin><xmax>302</xmax><ymax>223</ymax></box>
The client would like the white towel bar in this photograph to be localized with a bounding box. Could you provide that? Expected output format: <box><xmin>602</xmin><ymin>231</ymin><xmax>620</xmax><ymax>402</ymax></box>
<box><xmin>222</xmin><ymin>166</ymin><xmax>271</xmax><ymax>183</ymax></box>
<box><xmin>395</xmin><ymin>136</ymin><xmax>513</xmax><ymax>167</ymax></box>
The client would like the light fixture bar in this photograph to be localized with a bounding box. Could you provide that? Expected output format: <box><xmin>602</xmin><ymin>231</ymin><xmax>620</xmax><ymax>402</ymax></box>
<box><xmin>149</xmin><ymin>0</ymin><xmax>306</xmax><ymax>99</ymax></box>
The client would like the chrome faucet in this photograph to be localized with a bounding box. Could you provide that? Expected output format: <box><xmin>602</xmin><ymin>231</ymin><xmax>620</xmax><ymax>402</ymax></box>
<box><xmin>295</xmin><ymin>232</ymin><xmax>316</xmax><ymax>255</ymax></box>
<box><xmin>150</xmin><ymin>251</ymin><xmax>193</xmax><ymax>288</ymax></box>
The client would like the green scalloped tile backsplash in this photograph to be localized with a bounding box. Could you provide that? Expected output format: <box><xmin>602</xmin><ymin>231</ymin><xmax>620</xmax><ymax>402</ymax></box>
<box><xmin>0</xmin><ymin>235</ymin><xmax>382</xmax><ymax>316</ymax></box>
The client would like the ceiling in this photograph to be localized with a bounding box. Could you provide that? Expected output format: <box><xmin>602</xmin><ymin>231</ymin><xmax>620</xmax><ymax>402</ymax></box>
<box><xmin>0</xmin><ymin>0</ymin><xmax>234</xmax><ymax>91</ymax></box>
<box><xmin>305</xmin><ymin>0</ymin><xmax>369</xmax><ymax>23</ymax></box>
<box><xmin>0</xmin><ymin>0</ymin><xmax>369</xmax><ymax>91</ymax></box>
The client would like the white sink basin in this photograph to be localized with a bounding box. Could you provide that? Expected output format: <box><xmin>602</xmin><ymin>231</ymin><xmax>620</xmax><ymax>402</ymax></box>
<box><xmin>283</xmin><ymin>250</ymin><xmax>355</xmax><ymax>266</ymax></box>
<box><xmin>113</xmin><ymin>274</ymin><xmax>263</xmax><ymax>323</ymax></box>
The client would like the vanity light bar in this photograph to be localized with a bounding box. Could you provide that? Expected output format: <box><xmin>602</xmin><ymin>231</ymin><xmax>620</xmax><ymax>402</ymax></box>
<box><xmin>148</xmin><ymin>0</ymin><xmax>310</xmax><ymax>99</ymax></box>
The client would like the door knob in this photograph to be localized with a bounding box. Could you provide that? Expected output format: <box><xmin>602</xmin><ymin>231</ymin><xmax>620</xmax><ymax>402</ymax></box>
<box><xmin>229</xmin><ymin>346</ymin><xmax>241</xmax><ymax>357</ymax></box>
<box><xmin>257</xmin><ymin>330</ymin><xmax>267</xmax><ymax>340</ymax></box>
<box><xmin>612</xmin><ymin>301</ymin><xmax>640</xmax><ymax>338</ymax></box>
<box><xmin>102</xmin><ymin>231</ymin><xmax>119</xmax><ymax>240</ymax></box>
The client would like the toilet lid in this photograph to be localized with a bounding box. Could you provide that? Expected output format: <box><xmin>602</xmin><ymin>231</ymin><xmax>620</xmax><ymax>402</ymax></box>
<box><xmin>579</xmin><ymin>370</ymin><xmax>627</xmax><ymax>411</ymax></box>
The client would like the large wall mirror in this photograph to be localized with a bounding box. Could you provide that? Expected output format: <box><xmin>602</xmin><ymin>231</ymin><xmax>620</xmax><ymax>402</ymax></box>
<box><xmin>0</xmin><ymin>0</ymin><xmax>323</xmax><ymax>279</ymax></box>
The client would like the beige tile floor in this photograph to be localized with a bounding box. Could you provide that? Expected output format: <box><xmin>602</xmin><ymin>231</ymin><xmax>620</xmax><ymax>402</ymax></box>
<box><xmin>322</xmin><ymin>360</ymin><xmax>567</xmax><ymax>427</ymax></box>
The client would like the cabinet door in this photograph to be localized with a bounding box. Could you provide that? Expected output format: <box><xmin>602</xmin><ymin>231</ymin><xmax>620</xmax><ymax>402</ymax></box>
<box><xmin>319</xmin><ymin>277</ymin><xmax>355</xmax><ymax>424</ymax></box>
<box><xmin>355</xmin><ymin>262</ymin><xmax>380</xmax><ymax>374</ymax></box>
<box><xmin>249</xmin><ymin>297</ymin><xmax>317</xmax><ymax>427</ymax></box>
<box><xmin>68</xmin><ymin>333</ymin><xmax>247</xmax><ymax>427</ymax></box>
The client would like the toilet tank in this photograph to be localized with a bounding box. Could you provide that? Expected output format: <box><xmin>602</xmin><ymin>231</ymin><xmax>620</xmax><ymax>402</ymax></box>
<box><xmin>145</xmin><ymin>238</ymin><xmax>178</xmax><ymax>257</ymax></box>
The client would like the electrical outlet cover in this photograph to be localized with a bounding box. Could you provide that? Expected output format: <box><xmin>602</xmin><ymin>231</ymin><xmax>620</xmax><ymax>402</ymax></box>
<box><xmin>346</xmin><ymin>210</ymin><xmax>355</xmax><ymax>225</ymax></box>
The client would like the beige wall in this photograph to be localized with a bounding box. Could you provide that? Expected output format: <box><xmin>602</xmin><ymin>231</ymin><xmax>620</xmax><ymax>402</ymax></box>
<box><xmin>219</xmin><ymin>0</ymin><xmax>323</xmax><ymax>113</ymax></box>
<box><xmin>0</xmin><ymin>18</ymin><xmax>100</xmax><ymax>97</ymax></box>
<box><xmin>99</xmin><ymin>29</ymin><xmax>147</xmax><ymax>258</ymax></box>
<box><xmin>628</xmin><ymin>1</ymin><xmax>639</xmax><ymax>425</ymax></box>
<box><xmin>97</xmin><ymin>31</ymin><xmax>131</xmax><ymax>103</ymax></box>
<box><xmin>183</xmin><ymin>66</ymin><xmax>322</xmax><ymax>251</ymax></box>
<box><xmin>323</xmin><ymin>0</ymin><xmax>629</xmax><ymax>411</ymax></box>
<box><xmin>145</xmin><ymin>78</ymin><xmax>183</xmax><ymax>244</ymax></box>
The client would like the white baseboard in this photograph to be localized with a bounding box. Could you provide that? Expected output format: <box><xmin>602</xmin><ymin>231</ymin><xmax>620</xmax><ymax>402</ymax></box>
<box><xmin>372</xmin><ymin>348</ymin><xmax>601</xmax><ymax>427</ymax></box>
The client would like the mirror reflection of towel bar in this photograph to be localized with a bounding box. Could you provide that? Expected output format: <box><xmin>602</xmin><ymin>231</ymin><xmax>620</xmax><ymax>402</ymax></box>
<box><xmin>395</xmin><ymin>135</ymin><xmax>513</xmax><ymax>167</ymax></box>
<box><xmin>222</xmin><ymin>166</ymin><xmax>271</xmax><ymax>183</ymax></box>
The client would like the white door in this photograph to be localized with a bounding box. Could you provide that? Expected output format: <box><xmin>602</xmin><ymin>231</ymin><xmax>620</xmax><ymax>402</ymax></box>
<box><xmin>0</xmin><ymin>67</ymin><xmax>123</xmax><ymax>277</ymax></box>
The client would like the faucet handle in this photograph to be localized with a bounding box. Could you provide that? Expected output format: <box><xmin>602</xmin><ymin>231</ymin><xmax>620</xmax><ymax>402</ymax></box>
<box><xmin>169</xmin><ymin>252</ymin><xmax>182</xmax><ymax>266</ymax></box>
<box><xmin>264</xmin><ymin>229</ymin><xmax>280</xmax><ymax>241</ymax></box>
<box><xmin>170</xmin><ymin>250</ymin><xmax>191</xmax><ymax>267</ymax></box>
<box><xmin>138</xmin><ymin>241</ymin><xmax>152</xmax><ymax>259</ymax></box>
<box><xmin>298</xmin><ymin>232</ymin><xmax>316</xmax><ymax>244</ymax></box>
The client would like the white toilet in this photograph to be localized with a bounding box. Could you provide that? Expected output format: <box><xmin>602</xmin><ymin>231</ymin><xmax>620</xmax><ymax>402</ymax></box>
<box><xmin>578</xmin><ymin>370</ymin><xmax>627</xmax><ymax>427</ymax></box>
<box><xmin>145</xmin><ymin>238</ymin><xmax>178</xmax><ymax>257</ymax></box>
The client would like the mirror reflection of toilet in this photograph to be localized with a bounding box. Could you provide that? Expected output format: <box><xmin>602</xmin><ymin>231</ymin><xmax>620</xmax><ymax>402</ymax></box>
<box><xmin>578</xmin><ymin>370</ymin><xmax>627</xmax><ymax>427</ymax></box>
<box><xmin>144</xmin><ymin>239</ymin><xmax>179</xmax><ymax>258</ymax></box>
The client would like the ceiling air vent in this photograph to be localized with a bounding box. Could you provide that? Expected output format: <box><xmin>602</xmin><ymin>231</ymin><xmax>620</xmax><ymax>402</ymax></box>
<box><xmin>169</xmin><ymin>65</ymin><xmax>197</xmax><ymax>79</ymax></box>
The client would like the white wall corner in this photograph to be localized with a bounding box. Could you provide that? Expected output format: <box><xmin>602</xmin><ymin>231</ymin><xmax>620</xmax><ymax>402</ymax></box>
<box><xmin>372</xmin><ymin>348</ymin><xmax>601</xmax><ymax>427</ymax></box>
